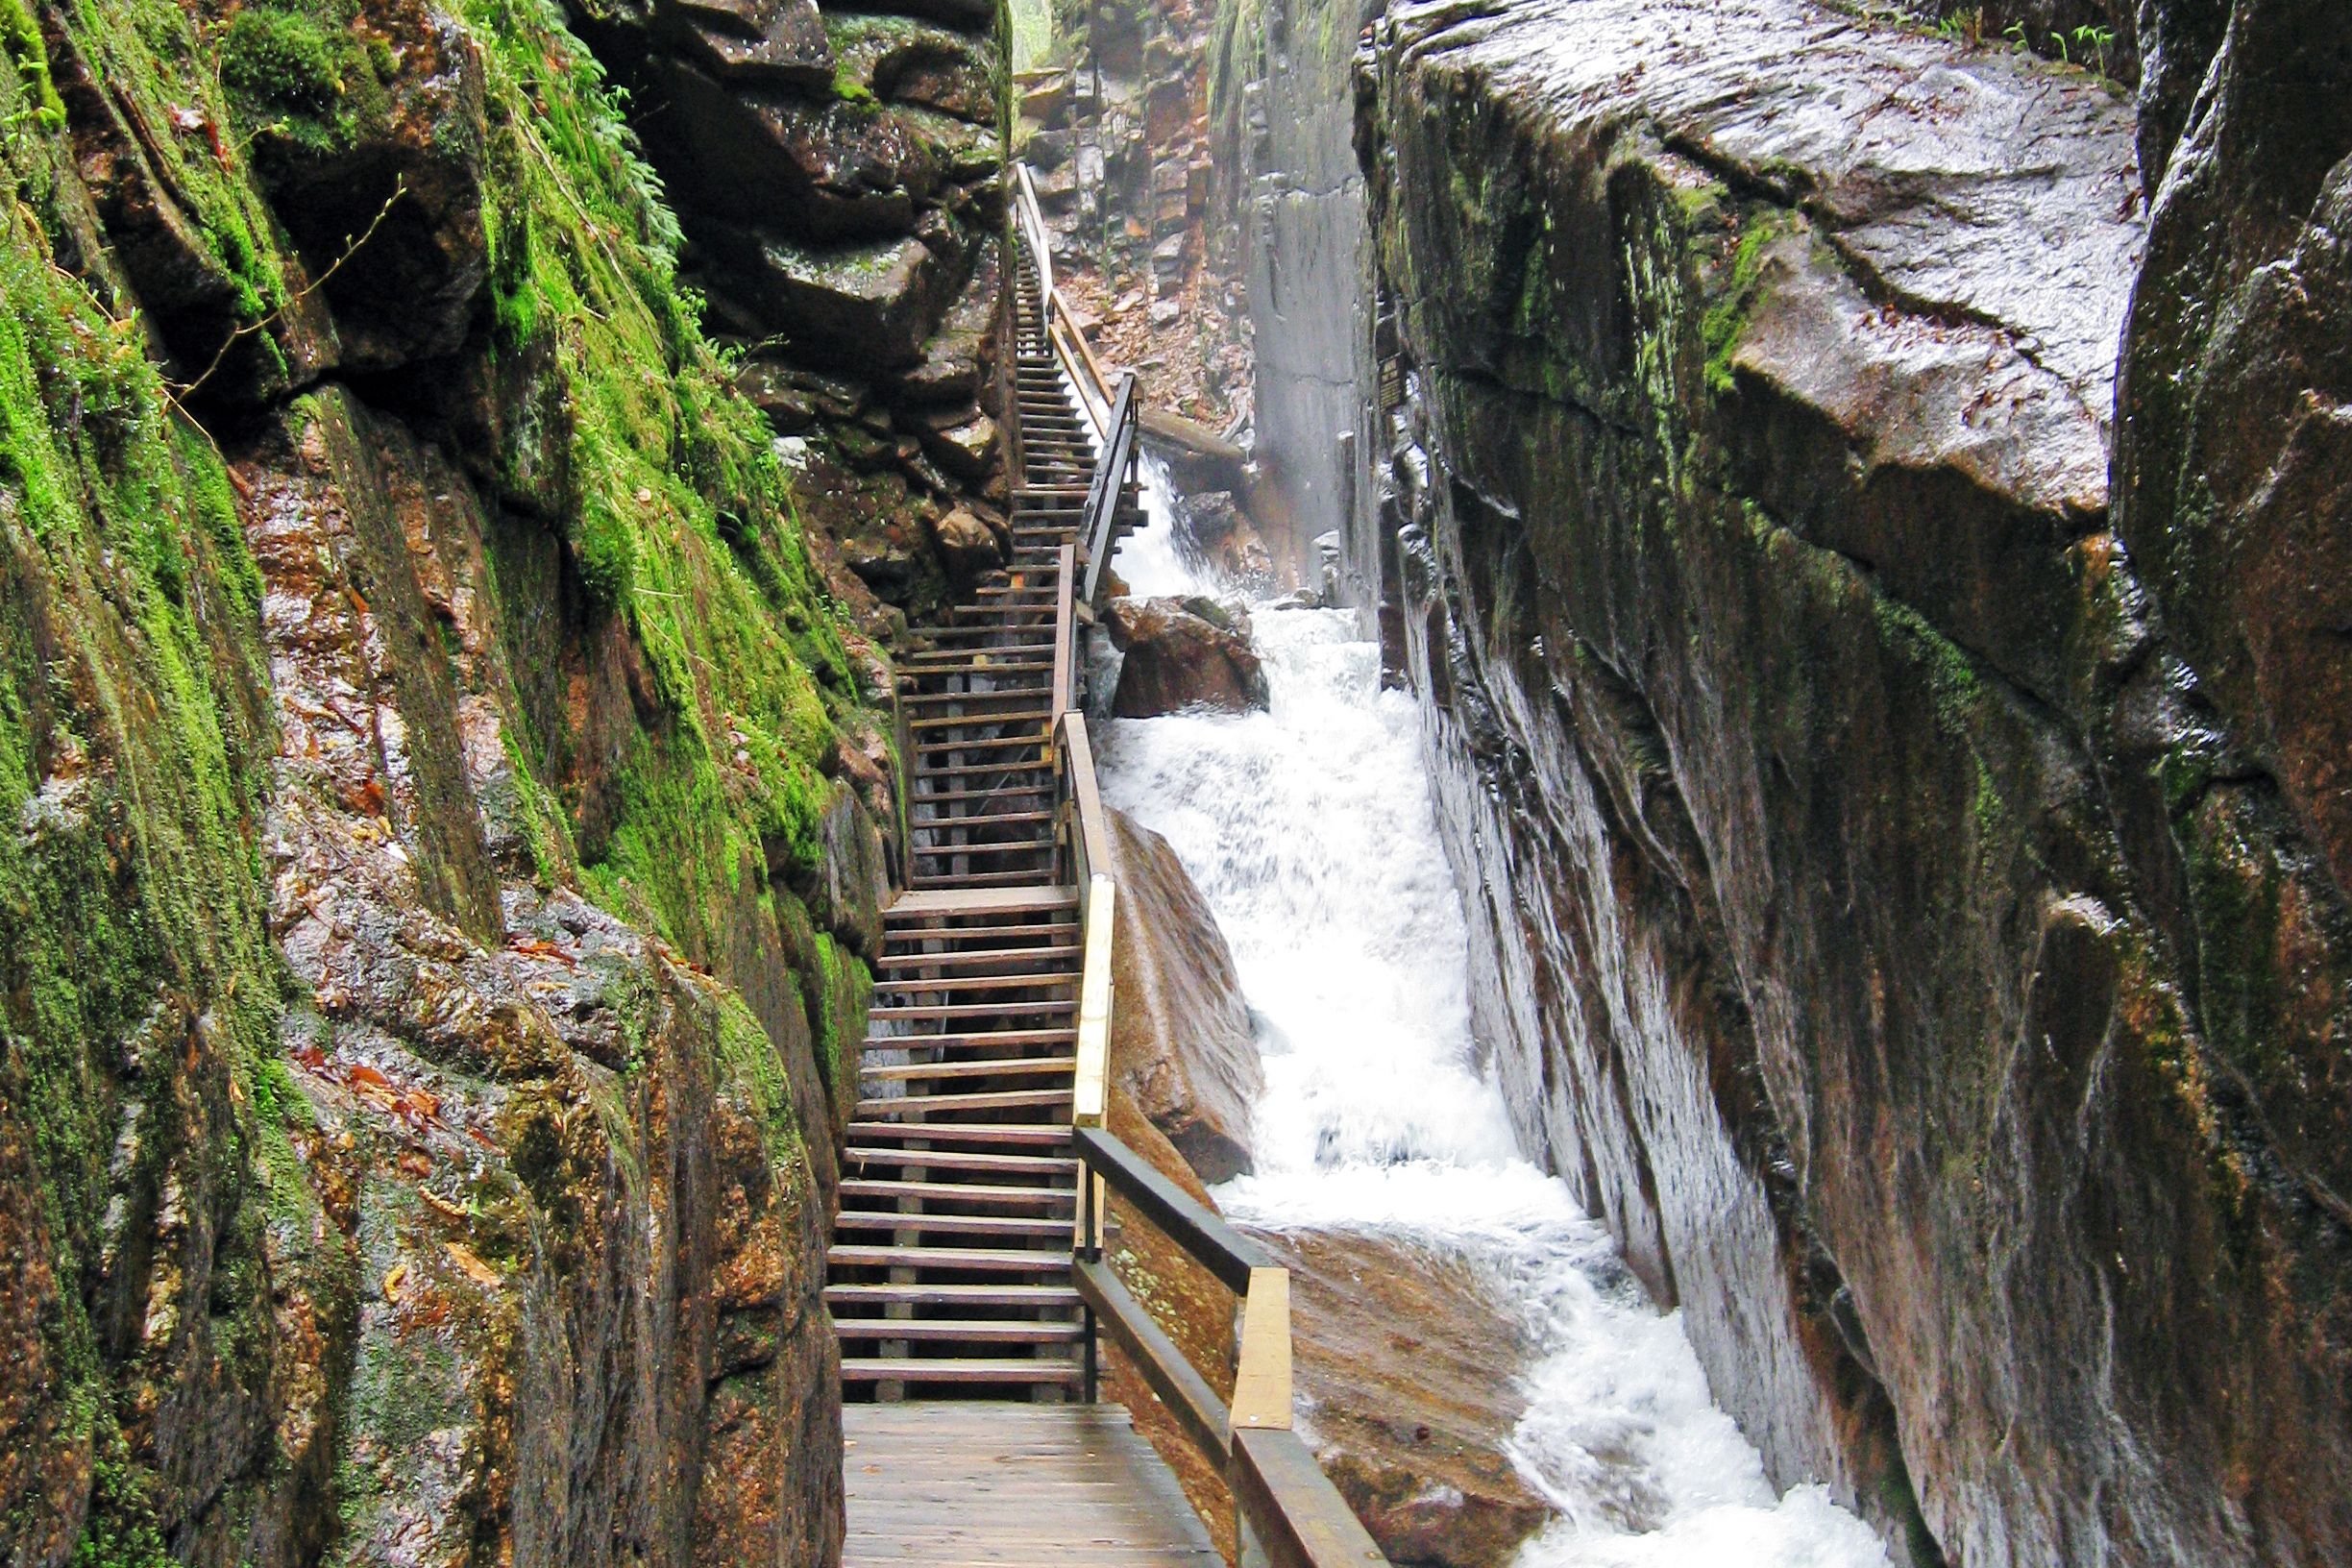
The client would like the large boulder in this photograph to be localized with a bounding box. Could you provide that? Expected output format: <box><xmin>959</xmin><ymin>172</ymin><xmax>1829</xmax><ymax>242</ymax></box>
<box><xmin>1271</xmin><ymin>1230</ymin><xmax>1552</xmax><ymax>1568</ymax></box>
<box><xmin>1105</xmin><ymin>596</ymin><xmax>1270</xmax><ymax>716</ymax></box>
<box><xmin>1103</xmin><ymin>808</ymin><xmax>1262</xmax><ymax>1182</ymax></box>
<box><xmin>710</xmin><ymin>230</ymin><xmax>944</xmax><ymax>368</ymax></box>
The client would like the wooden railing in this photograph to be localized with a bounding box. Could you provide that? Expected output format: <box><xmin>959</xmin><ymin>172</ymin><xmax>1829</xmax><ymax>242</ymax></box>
<box><xmin>1017</xmin><ymin>160</ymin><xmax>1389</xmax><ymax>1568</ymax></box>
<box><xmin>1081</xmin><ymin>373</ymin><xmax>1139</xmax><ymax>610</ymax></box>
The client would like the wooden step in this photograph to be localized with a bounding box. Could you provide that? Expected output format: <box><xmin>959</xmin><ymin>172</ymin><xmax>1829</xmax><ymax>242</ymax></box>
<box><xmin>828</xmin><ymin>1244</ymin><xmax>1071</xmax><ymax>1274</ymax></box>
<box><xmin>836</xmin><ymin>1211</ymin><xmax>1073</xmax><ymax>1238</ymax></box>
<box><xmin>907</xmin><ymin>810</ymin><xmax>1055</xmax><ymax>828</ymax></box>
<box><xmin>840</xmin><ymin>1358</ymin><xmax>1081</xmax><ymax>1385</ymax></box>
<box><xmin>908</xmin><ymin>710</ymin><xmax>1053</xmax><ymax>732</ymax></box>
<box><xmin>902</xmin><ymin>784</ymin><xmax>1055</xmax><ymax>808</ymax></box>
<box><xmin>862</xmin><ymin>1029</ymin><xmax>1080</xmax><ymax>1054</ymax></box>
<box><xmin>841</xmin><ymin>1176</ymin><xmax>1075</xmax><ymax>1206</ymax></box>
<box><xmin>912</xmin><ymin>735</ymin><xmax>1047</xmax><ymax>754</ymax></box>
<box><xmin>887</xmin><ymin>887</ymin><xmax>1076</xmax><ymax>919</ymax></box>
<box><xmin>827</xmin><ymin>1281</ymin><xmax>1079</xmax><ymax>1311</ymax></box>
<box><xmin>840</xmin><ymin>1147</ymin><xmax>1078</xmax><ymax>1177</ymax></box>
<box><xmin>908</xmin><ymin>868</ymin><xmax>1060</xmax><ymax>888</ymax></box>
<box><xmin>902</xmin><ymin>690</ymin><xmax>1051</xmax><ymax>708</ymax></box>
<box><xmin>908</xmin><ymin>840</ymin><xmax>1057</xmax><ymax>861</ymax></box>
<box><xmin>901</xmin><ymin>660</ymin><xmax>1055</xmax><ymax>678</ymax></box>
<box><xmin>908</xmin><ymin>759</ymin><xmax>1055</xmax><ymax>781</ymax></box>
<box><xmin>830</xmin><ymin>1318</ymin><xmax>1084</xmax><ymax>1344</ymax></box>
<box><xmin>874</xmin><ymin>943</ymin><xmax>1080</xmax><ymax>969</ymax></box>
<box><xmin>862</xmin><ymin>1055</ymin><xmax>1078</xmax><ymax>1084</ymax></box>
<box><xmin>872</xmin><ymin>971</ymin><xmax>1077</xmax><ymax>995</ymax></box>
<box><xmin>855</xmin><ymin>1089</ymin><xmax>1074</xmax><ymax>1118</ymax></box>
<box><xmin>844</xmin><ymin>1120</ymin><xmax>1073</xmax><ymax>1148</ymax></box>
<box><xmin>869</xmin><ymin>999</ymin><xmax>1077</xmax><ymax>1022</ymax></box>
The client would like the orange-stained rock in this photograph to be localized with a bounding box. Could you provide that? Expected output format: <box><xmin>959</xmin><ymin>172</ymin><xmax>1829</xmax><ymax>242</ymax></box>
<box><xmin>1266</xmin><ymin>1229</ymin><xmax>1552</xmax><ymax>1568</ymax></box>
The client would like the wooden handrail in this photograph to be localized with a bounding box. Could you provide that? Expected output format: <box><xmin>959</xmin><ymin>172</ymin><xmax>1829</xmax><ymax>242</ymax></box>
<box><xmin>1074</xmin><ymin>1125</ymin><xmax>1277</xmax><ymax>1289</ymax></box>
<box><xmin>1015</xmin><ymin>163</ymin><xmax>1054</xmax><ymax>304</ymax></box>
<box><xmin>1073</xmin><ymin>1125</ymin><xmax>1388</xmax><ymax>1567</ymax></box>
<box><xmin>1077</xmin><ymin>1258</ymin><xmax>1231</xmax><ymax>1461</ymax></box>
<box><xmin>1053</xmin><ymin>282</ymin><xmax>1118</xmax><ymax>409</ymax></box>
<box><xmin>1081</xmin><ymin>374</ymin><xmax>1139</xmax><ymax>609</ymax></box>
<box><xmin>1051</xmin><ymin>543</ymin><xmax>1076</xmax><ymax>719</ymax></box>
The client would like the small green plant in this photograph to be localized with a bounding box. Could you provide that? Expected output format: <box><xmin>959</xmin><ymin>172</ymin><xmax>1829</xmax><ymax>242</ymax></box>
<box><xmin>2050</xmin><ymin>29</ymin><xmax>2069</xmax><ymax>63</ymax></box>
<box><xmin>2072</xmin><ymin>22</ymin><xmax>2115</xmax><ymax>75</ymax></box>
<box><xmin>2003</xmin><ymin>18</ymin><xmax>2028</xmax><ymax>48</ymax></box>
<box><xmin>1932</xmin><ymin>7</ymin><xmax>1984</xmax><ymax>46</ymax></box>
<box><xmin>3</xmin><ymin>0</ymin><xmax>65</xmax><ymax>128</ymax></box>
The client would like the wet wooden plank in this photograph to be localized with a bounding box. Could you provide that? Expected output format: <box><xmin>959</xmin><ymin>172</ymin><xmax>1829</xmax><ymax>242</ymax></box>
<box><xmin>843</xmin><ymin>1403</ymin><xmax>1220</xmax><ymax>1567</ymax></box>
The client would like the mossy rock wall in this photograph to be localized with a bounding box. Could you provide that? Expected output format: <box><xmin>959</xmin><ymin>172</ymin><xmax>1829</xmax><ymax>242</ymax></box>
<box><xmin>0</xmin><ymin>0</ymin><xmax>896</xmax><ymax>1556</ymax></box>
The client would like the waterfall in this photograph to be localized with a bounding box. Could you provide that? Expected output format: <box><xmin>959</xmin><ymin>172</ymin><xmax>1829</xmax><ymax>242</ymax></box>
<box><xmin>1093</xmin><ymin>466</ymin><xmax>1891</xmax><ymax>1567</ymax></box>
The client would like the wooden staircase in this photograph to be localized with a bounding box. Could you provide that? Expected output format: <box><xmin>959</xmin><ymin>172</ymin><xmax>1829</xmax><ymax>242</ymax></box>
<box><xmin>826</xmin><ymin>236</ymin><xmax>1132</xmax><ymax>1398</ymax></box>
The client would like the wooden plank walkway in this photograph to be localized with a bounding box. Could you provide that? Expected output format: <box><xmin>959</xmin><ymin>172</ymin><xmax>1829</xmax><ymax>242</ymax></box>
<box><xmin>843</xmin><ymin>1404</ymin><xmax>1220</xmax><ymax>1566</ymax></box>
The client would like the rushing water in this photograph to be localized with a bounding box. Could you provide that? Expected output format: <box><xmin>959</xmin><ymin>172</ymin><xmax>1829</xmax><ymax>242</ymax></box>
<box><xmin>1093</xmin><ymin>469</ymin><xmax>1890</xmax><ymax>1567</ymax></box>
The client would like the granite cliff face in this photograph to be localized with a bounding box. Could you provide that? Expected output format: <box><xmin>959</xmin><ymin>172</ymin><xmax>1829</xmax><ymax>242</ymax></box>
<box><xmin>1206</xmin><ymin>0</ymin><xmax>2352</xmax><ymax>1560</ymax></box>
<box><xmin>0</xmin><ymin>0</ymin><xmax>899</xmax><ymax>1556</ymax></box>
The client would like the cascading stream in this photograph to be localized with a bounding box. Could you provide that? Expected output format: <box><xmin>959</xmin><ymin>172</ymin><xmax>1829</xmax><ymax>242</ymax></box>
<box><xmin>1095</xmin><ymin>465</ymin><xmax>1891</xmax><ymax>1567</ymax></box>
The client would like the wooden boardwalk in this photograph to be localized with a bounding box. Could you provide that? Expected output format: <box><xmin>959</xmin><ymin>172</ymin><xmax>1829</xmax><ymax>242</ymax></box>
<box><xmin>844</xmin><ymin>1404</ymin><xmax>1219</xmax><ymax>1565</ymax></box>
<box><xmin>823</xmin><ymin>169</ymin><xmax>1389</xmax><ymax>1568</ymax></box>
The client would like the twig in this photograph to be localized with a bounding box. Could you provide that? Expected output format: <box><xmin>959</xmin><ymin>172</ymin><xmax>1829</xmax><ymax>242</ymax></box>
<box><xmin>170</xmin><ymin>178</ymin><xmax>409</xmax><ymax>403</ymax></box>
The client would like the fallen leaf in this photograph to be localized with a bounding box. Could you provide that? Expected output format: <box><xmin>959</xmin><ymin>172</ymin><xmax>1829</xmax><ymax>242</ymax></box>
<box><xmin>381</xmin><ymin>1262</ymin><xmax>409</xmax><ymax>1302</ymax></box>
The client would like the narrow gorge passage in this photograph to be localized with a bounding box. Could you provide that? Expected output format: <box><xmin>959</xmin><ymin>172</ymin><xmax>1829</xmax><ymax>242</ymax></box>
<box><xmin>1097</xmin><ymin>486</ymin><xmax>1888</xmax><ymax>1565</ymax></box>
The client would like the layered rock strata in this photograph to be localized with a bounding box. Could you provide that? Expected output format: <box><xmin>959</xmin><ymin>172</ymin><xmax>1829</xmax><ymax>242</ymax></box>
<box><xmin>576</xmin><ymin>0</ymin><xmax>1015</xmax><ymax>629</ymax></box>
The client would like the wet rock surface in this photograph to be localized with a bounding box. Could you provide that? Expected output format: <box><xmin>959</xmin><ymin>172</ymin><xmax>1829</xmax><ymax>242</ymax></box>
<box><xmin>1269</xmin><ymin>1230</ymin><xmax>1551</xmax><ymax>1568</ymax></box>
<box><xmin>1332</xmin><ymin>0</ymin><xmax>2352</xmax><ymax>1562</ymax></box>
<box><xmin>1106</xmin><ymin>595</ymin><xmax>1271</xmax><ymax>716</ymax></box>
<box><xmin>1102</xmin><ymin>807</ymin><xmax>1262</xmax><ymax>1182</ymax></box>
<box><xmin>583</xmin><ymin>0</ymin><xmax>1014</xmax><ymax>626</ymax></box>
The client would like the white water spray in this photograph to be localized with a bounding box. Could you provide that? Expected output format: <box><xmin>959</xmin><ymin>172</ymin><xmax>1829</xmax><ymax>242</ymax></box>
<box><xmin>1094</xmin><ymin>467</ymin><xmax>1890</xmax><ymax>1567</ymax></box>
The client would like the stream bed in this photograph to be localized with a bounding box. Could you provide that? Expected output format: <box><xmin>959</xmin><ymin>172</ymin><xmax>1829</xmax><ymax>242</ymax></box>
<box><xmin>1093</xmin><ymin>481</ymin><xmax>1891</xmax><ymax>1567</ymax></box>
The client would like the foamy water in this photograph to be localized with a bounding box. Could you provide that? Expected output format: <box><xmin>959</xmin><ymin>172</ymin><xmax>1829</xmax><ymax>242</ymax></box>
<box><xmin>1093</xmin><ymin>466</ymin><xmax>1889</xmax><ymax>1568</ymax></box>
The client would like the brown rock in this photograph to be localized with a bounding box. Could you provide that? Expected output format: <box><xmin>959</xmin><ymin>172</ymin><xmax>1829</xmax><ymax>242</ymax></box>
<box><xmin>1106</xmin><ymin>596</ymin><xmax>1270</xmax><ymax>716</ymax></box>
<box><xmin>919</xmin><ymin>407</ymin><xmax>1001</xmax><ymax>482</ymax></box>
<box><xmin>1103</xmin><ymin>807</ymin><xmax>1262</xmax><ymax>1181</ymax></box>
<box><xmin>1270</xmin><ymin>1229</ymin><xmax>1553</xmax><ymax>1568</ymax></box>
<box><xmin>661</xmin><ymin>0</ymin><xmax>833</xmax><ymax>88</ymax></box>
<box><xmin>925</xmin><ymin>503</ymin><xmax>1004</xmax><ymax>582</ymax></box>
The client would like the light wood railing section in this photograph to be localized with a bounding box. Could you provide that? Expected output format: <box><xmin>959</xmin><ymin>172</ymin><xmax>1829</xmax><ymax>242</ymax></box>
<box><xmin>1014</xmin><ymin>161</ymin><xmax>1391</xmax><ymax>1568</ymax></box>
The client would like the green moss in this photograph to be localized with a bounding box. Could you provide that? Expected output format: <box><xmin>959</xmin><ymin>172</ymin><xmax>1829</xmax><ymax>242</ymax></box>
<box><xmin>1</xmin><ymin>91</ymin><xmax>297</xmax><ymax>1538</ymax></box>
<box><xmin>832</xmin><ymin>62</ymin><xmax>879</xmax><ymax>105</ymax></box>
<box><xmin>3</xmin><ymin>0</ymin><xmax>65</xmax><ymax>129</ymax></box>
<box><xmin>1701</xmin><ymin>209</ymin><xmax>1787</xmax><ymax>396</ymax></box>
<box><xmin>221</xmin><ymin>5</ymin><xmax>361</xmax><ymax>154</ymax></box>
<box><xmin>70</xmin><ymin>1445</ymin><xmax>171</xmax><ymax>1568</ymax></box>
